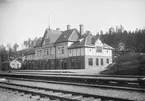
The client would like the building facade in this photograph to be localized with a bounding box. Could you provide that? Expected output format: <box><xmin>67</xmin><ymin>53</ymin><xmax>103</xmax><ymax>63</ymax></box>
<box><xmin>24</xmin><ymin>25</ymin><xmax>113</xmax><ymax>70</ymax></box>
<box><xmin>10</xmin><ymin>59</ymin><xmax>22</xmax><ymax>69</ymax></box>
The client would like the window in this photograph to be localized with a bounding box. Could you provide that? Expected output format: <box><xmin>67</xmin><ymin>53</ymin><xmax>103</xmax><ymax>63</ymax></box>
<box><xmin>17</xmin><ymin>64</ymin><xmax>19</xmax><ymax>68</ymax></box>
<box><xmin>62</xmin><ymin>47</ymin><xmax>64</xmax><ymax>54</ymax></box>
<box><xmin>50</xmin><ymin>48</ymin><xmax>52</xmax><ymax>55</ymax></box>
<box><xmin>90</xmin><ymin>49</ymin><xmax>91</xmax><ymax>52</ymax></box>
<box><xmin>37</xmin><ymin>51</ymin><xmax>39</xmax><ymax>57</ymax></box>
<box><xmin>40</xmin><ymin>50</ymin><xmax>42</xmax><ymax>56</ymax></box>
<box><xmin>58</xmin><ymin>47</ymin><xmax>60</xmax><ymax>55</ymax></box>
<box><xmin>76</xmin><ymin>59</ymin><xmax>81</xmax><ymax>68</ymax></box>
<box><xmin>96</xmin><ymin>58</ymin><xmax>99</xmax><ymax>66</ymax></box>
<box><xmin>71</xmin><ymin>59</ymin><xmax>75</xmax><ymax>66</ymax></box>
<box><xmin>47</xmin><ymin>48</ymin><xmax>49</xmax><ymax>55</ymax></box>
<box><xmin>96</xmin><ymin>46</ymin><xmax>102</xmax><ymax>52</ymax></box>
<box><xmin>106</xmin><ymin>58</ymin><xmax>109</xmax><ymax>64</ymax></box>
<box><xmin>88</xmin><ymin>58</ymin><xmax>93</xmax><ymax>66</ymax></box>
<box><xmin>101</xmin><ymin>59</ymin><xmax>103</xmax><ymax>65</ymax></box>
<box><xmin>69</xmin><ymin>50</ymin><xmax>71</xmax><ymax>53</ymax></box>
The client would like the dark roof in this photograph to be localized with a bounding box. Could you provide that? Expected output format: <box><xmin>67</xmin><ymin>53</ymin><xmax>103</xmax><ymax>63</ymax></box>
<box><xmin>103</xmin><ymin>43</ymin><xmax>114</xmax><ymax>49</ymax></box>
<box><xmin>55</xmin><ymin>29</ymin><xmax>79</xmax><ymax>43</ymax></box>
<box><xmin>41</xmin><ymin>29</ymin><xmax>62</xmax><ymax>45</ymax></box>
<box><xmin>69</xmin><ymin>32</ymin><xmax>93</xmax><ymax>49</ymax></box>
<box><xmin>68</xmin><ymin>38</ymin><xmax>86</xmax><ymax>49</ymax></box>
<box><xmin>24</xmin><ymin>48</ymin><xmax>35</xmax><ymax>55</ymax></box>
<box><xmin>91</xmin><ymin>35</ymin><xmax>99</xmax><ymax>44</ymax></box>
<box><xmin>34</xmin><ymin>37</ymin><xmax>42</xmax><ymax>47</ymax></box>
<box><xmin>85</xmin><ymin>34</ymin><xmax>94</xmax><ymax>46</ymax></box>
<box><xmin>11</xmin><ymin>59</ymin><xmax>22</xmax><ymax>63</ymax></box>
<box><xmin>34</xmin><ymin>28</ymin><xmax>61</xmax><ymax>47</ymax></box>
<box><xmin>69</xmin><ymin>32</ymin><xmax>113</xmax><ymax>49</ymax></box>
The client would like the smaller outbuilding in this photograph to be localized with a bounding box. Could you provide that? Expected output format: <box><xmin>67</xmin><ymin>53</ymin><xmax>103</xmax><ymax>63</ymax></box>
<box><xmin>10</xmin><ymin>59</ymin><xmax>22</xmax><ymax>69</ymax></box>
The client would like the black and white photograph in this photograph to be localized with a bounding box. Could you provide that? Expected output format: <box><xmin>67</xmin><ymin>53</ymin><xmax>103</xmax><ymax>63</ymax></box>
<box><xmin>0</xmin><ymin>0</ymin><xmax>145</xmax><ymax>101</ymax></box>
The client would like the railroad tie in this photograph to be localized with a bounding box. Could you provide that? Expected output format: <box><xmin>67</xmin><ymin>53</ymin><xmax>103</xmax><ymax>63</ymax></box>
<box><xmin>50</xmin><ymin>99</ymin><xmax>60</xmax><ymax>101</ymax></box>
<box><xmin>31</xmin><ymin>95</ymin><xmax>40</xmax><ymax>100</ymax></box>
<box><xmin>28</xmin><ymin>88</ymin><xmax>36</xmax><ymax>92</ymax></box>
<box><xmin>90</xmin><ymin>98</ymin><xmax>101</xmax><ymax>101</ymax></box>
<box><xmin>24</xmin><ymin>94</ymin><xmax>32</xmax><ymax>98</ymax></box>
<box><xmin>39</xmin><ymin>97</ymin><xmax>50</xmax><ymax>101</ymax></box>
<box><xmin>17</xmin><ymin>92</ymin><xmax>25</xmax><ymax>96</ymax></box>
<box><xmin>45</xmin><ymin>91</ymin><xmax>54</xmax><ymax>94</ymax></box>
<box><xmin>71</xmin><ymin>95</ymin><xmax>83</xmax><ymax>99</ymax></box>
<box><xmin>51</xmin><ymin>92</ymin><xmax>63</xmax><ymax>96</ymax></box>
<box><xmin>78</xmin><ymin>97</ymin><xmax>95</xmax><ymax>101</ymax></box>
<box><xmin>57</xmin><ymin>93</ymin><xmax>72</xmax><ymax>97</ymax></box>
<box><xmin>13</xmin><ymin>91</ymin><xmax>19</xmax><ymax>94</ymax></box>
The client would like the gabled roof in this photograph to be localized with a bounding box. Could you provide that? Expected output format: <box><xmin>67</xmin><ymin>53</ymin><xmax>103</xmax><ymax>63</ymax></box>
<box><xmin>69</xmin><ymin>32</ymin><xmax>114</xmax><ymax>49</ymax></box>
<box><xmin>103</xmin><ymin>43</ymin><xmax>114</xmax><ymax>49</ymax></box>
<box><xmin>34</xmin><ymin>28</ymin><xmax>61</xmax><ymax>47</ymax></box>
<box><xmin>68</xmin><ymin>38</ymin><xmax>86</xmax><ymax>49</ymax></box>
<box><xmin>68</xmin><ymin>32</ymin><xmax>93</xmax><ymax>49</ymax></box>
<box><xmin>41</xmin><ymin>29</ymin><xmax>62</xmax><ymax>45</ymax></box>
<box><xmin>55</xmin><ymin>29</ymin><xmax>79</xmax><ymax>43</ymax></box>
<box><xmin>11</xmin><ymin>59</ymin><xmax>22</xmax><ymax>63</ymax></box>
<box><xmin>34</xmin><ymin>37</ymin><xmax>42</xmax><ymax>47</ymax></box>
<box><xmin>24</xmin><ymin>48</ymin><xmax>35</xmax><ymax>55</ymax></box>
<box><xmin>91</xmin><ymin>35</ymin><xmax>100</xmax><ymax>44</ymax></box>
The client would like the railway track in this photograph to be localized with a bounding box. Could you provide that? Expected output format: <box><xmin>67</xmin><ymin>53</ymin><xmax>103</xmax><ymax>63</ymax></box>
<box><xmin>0</xmin><ymin>72</ymin><xmax>145</xmax><ymax>89</ymax></box>
<box><xmin>0</xmin><ymin>78</ymin><xmax>141</xmax><ymax>101</ymax></box>
<box><xmin>5</xmin><ymin>77</ymin><xmax>145</xmax><ymax>92</ymax></box>
<box><xmin>0</xmin><ymin>72</ymin><xmax>145</xmax><ymax>101</ymax></box>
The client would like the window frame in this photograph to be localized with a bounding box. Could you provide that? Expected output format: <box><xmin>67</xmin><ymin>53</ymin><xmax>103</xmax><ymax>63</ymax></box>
<box><xmin>96</xmin><ymin>46</ymin><xmax>102</xmax><ymax>53</ymax></box>
<box><xmin>101</xmin><ymin>58</ymin><xmax>103</xmax><ymax>65</ymax></box>
<box><xmin>106</xmin><ymin>58</ymin><xmax>109</xmax><ymax>64</ymax></box>
<box><xmin>96</xmin><ymin>58</ymin><xmax>99</xmax><ymax>66</ymax></box>
<box><xmin>62</xmin><ymin>47</ymin><xmax>64</xmax><ymax>54</ymax></box>
<box><xmin>88</xmin><ymin>58</ymin><xmax>93</xmax><ymax>66</ymax></box>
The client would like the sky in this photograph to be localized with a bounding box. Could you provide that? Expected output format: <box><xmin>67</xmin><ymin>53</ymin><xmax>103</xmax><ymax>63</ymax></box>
<box><xmin>0</xmin><ymin>0</ymin><xmax>145</xmax><ymax>49</ymax></box>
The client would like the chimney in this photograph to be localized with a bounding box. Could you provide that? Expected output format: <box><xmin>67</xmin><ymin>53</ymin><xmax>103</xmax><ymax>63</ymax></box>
<box><xmin>67</xmin><ymin>25</ymin><xmax>71</xmax><ymax>30</ymax></box>
<box><xmin>80</xmin><ymin>24</ymin><xmax>84</xmax><ymax>35</ymax></box>
<box><xmin>56</xmin><ymin>28</ymin><xmax>60</xmax><ymax>31</ymax></box>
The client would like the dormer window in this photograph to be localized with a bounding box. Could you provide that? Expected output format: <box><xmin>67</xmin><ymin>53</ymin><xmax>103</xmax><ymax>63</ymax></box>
<box><xmin>44</xmin><ymin>37</ymin><xmax>51</xmax><ymax>45</ymax></box>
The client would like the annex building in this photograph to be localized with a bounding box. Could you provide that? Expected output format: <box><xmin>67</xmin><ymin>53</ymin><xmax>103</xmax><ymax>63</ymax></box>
<box><xmin>24</xmin><ymin>25</ymin><xmax>113</xmax><ymax>70</ymax></box>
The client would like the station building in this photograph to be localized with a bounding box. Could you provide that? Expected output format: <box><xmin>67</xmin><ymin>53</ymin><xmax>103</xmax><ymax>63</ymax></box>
<box><xmin>24</xmin><ymin>25</ymin><xmax>113</xmax><ymax>70</ymax></box>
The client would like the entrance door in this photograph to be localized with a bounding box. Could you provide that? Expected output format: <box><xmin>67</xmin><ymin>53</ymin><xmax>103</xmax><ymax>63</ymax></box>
<box><xmin>61</xmin><ymin>60</ymin><xmax>64</xmax><ymax>69</ymax></box>
<box><xmin>64</xmin><ymin>61</ymin><xmax>67</xmax><ymax>69</ymax></box>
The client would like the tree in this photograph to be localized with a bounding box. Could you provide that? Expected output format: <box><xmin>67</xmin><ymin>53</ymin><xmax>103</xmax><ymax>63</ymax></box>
<box><xmin>0</xmin><ymin>45</ymin><xmax>8</xmax><ymax>61</ymax></box>
<box><xmin>23</xmin><ymin>37</ymin><xmax>39</xmax><ymax>48</ymax></box>
<box><xmin>108</xmin><ymin>27</ymin><xmax>115</xmax><ymax>34</ymax></box>
<box><xmin>13</xmin><ymin>43</ymin><xmax>19</xmax><ymax>52</ymax></box>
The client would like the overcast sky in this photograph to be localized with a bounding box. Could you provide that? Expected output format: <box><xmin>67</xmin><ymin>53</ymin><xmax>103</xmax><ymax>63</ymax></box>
<box><xmin>0</xmin><ymin>0</ymin><xmax>145</xmax><ymax>49</ymax></box>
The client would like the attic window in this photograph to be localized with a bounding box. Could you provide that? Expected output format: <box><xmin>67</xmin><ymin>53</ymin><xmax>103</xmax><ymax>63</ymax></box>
<box><xmin>96</xmin><ymin>46</ymin><xmax>102</xmax><ymax>52</ymax></box>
